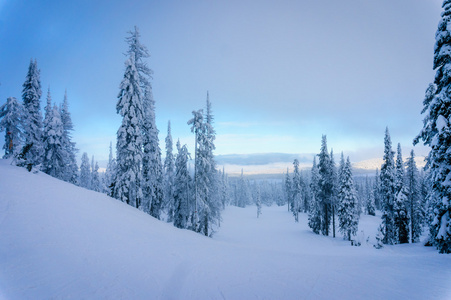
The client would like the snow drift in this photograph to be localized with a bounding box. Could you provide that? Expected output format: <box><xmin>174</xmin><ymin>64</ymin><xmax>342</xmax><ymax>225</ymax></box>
<box><xmin>0</xmin><ymin>159</ymin><xmax>450</xmax><ymax>299</ymax></box>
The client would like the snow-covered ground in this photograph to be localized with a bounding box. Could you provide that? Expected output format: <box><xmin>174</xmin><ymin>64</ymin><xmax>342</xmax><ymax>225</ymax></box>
<box><xmin>0</xmin><ymin>159</ymin><xmax>450</xmax><ymax>299</ymax></box>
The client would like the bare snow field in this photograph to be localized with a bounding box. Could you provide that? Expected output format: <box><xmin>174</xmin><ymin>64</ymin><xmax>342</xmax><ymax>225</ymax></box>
<box><xmin>0</xmin><ymin>159</ymin><xmax>450</xmax><ymax>299</ymax></box>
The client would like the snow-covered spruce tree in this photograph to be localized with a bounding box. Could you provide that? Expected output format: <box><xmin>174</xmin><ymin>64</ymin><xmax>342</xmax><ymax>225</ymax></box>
<box><xmin>103</xmin><ymin>141</ymin><xmax>117</xmax><ymax>196</ymax></box>
<box><xmin>413</xmin><ymin>0</ymin><xmax>451</xmax><ymax>253</ymax></box>
<box><xmin>163</xmin><ymin>121</ymin><xmax>175</xmax><ymax>222</ymax></box>
<box><xmin>173</xmin><ymin>141</ymin><xmax>192</xmax><ymax>229</ymax></box>
<box><xmin>220</xmin><ymin>166</ymin><xmax>230</xmax><ymax>209</ymax></box>
<box><xmin>365</xmin><ymin>176</ymin><xmax>376</xmax><ymax>216</ymax></box>
<box><xmin>380</xmin><ymin>128</ymin><xmax>396</xmax><ymax>245</ymax></box>
<box><xmin>318</xmin><ymin>135</ymin><xmax>333</xmax><ymax>236</ymax></box>
<box><xmin>394</xmin><ymin>143</ymin><xmax>409</xmax><ymax>244</ymax></box>
<box><xmin>256</xmin><ymin>185</ymin><xmax>262</xmax><ymax>218</ymax></box>
<box><xmin>79</xmin><ymin>152</ymin><xmax>91</xmax><ymax>189</ymax></box>
<box><xmin>308</xmin><ymin>156</ymin><xmax>322</xmax><ymax>234</ymax></box>
<box><xmin>42</xmin><ymin>104</ymin><xmax>65</xmax><ymax>179</ymax></box>
<box><xmin>91</xmin><ymin>159</ymin><xmax>101</xmax><ymax>192</ymax></box>
<box><xmin>188</xmin><ymin>101</ymin><xmax>221</xmax><ymax>236</ymax></box>
<box><xmin>114</xmin><ymin>53</ymin><xmax>143</xmax><ymax>208</ymax></box>
<box><xmin>284</xmin><ymin>168</ymin><xmax>292</xmax><ymax>212</ymax></box>
<box><xmin>338</xmin><ymin>156</ymin><xmax>359</xmax><ymax>241</ymax></box>
<box><xmin>19</xmin><ymin>59</ymin><xmax>43</xmax><ymax>171</ymax></box>
<box><xmin>60</xmin><ymin>91</ymin><xmax>78</xmax><ymax>184</ymax></box>
<box><xmin>0</xmin><ymin>97</ymin><xmax>24</xmax><ymax>158</ymax></box>
<box><xmin>330</xmin><ymin>149</ymin><xmax>338</xmax><ymax>237</ymax></box>
<box><xmin>374</xmin><ymin>169</ymin><xmax>382</xmax><ymax>210</ymax></box>
<box><xmin>405</xmin><ymin>152</ymin><xmax>423</xmax><ymax>243</ymax></box>
<box><xmin>291</xmin><ymin>159</ymin><xmax>302</xmax><ymax>222</ymax></box>
<box><xmin>395</xmin><ymin>186</ymin><xmax>410</xmax><ymax>244</ymax></box>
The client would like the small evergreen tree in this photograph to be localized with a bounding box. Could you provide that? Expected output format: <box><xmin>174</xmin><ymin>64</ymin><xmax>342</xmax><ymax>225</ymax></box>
<box><xmin>42</xmin><ymin>104</ymin><xmax>65</xmax><ymax>179</ymax></box>
<box><xmin>365</xmin><ymin>176</ymin><xmax>376</xmax><ymax>216</ymax></box>
<box><xmin>103</xmin><ymin>141</ymin><xmax>117</xmax><ymax>196</ymax></box>
<box><xmin>79</xmin><ymin>152</ymin><xmax>91</xmax><ymax>189</ymax></box>
<box><xmin>406</xmin><ymin>150</ymin><xmax>423</xmax><ymax>243</ymax></box>
<box><xmin>308</xmin><ymin>156</ymin><xmax>322</xmax><ymax>234</ymax></box>
<box><xmin>173</xmin><ymin>141</ymin><xmax>192</xmax><ymax>229</ymax></box>
<box><xmin>338</xmin><ymin>156</ymin><xmax>359</xmax><ymax>241</ymax></box>
<box><xmin>91</xmin><ymin>159</ymin><xmax>101</xmax><ymax>192</ymax></box>
<box><xmin>60</xmin><ymin>91</ymin><xmax>78</xmax><ymax>184</ymax></box>
<box><xmin>0</xmin><ymin>97</ymin><xmax>24</xmax><ymax>158</ymax></box>
<box><xmin>256</xmin><ymin>185</ymin><xmax>262</xmax><ymax>218</ymax></box>
<box><xmin>164</xmin><ymin>121</ymin><xmax>175</xmax><ymax>222</ymax></box>
<box><xmin>291</xmin><ymin>159</ymin><xmax>302</xmax><ymax>222</ymax></box>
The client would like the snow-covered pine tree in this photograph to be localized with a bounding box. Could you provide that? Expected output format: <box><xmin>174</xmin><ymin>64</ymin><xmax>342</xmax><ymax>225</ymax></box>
<box><xmin>0</xmin><ymin>97</ymin><xmax>24</xmax><ymax>158</ymax></box>
<box><xmin>308</xmin><ymin>156</ymin><xmax>322</xmax><ymax>234</ymax></box>
<box><xmin>103</xmin><ymin>141</ymin><xmax>117</xmax><ymax>196</ymax></box>
<box><xmin>406</xmin><ymin>151</ymin><xmax>423</xmax><ymax>243</ymax></box>
<box><xmin>79</xmin><ymin>152</ymin><xmax>91</xmax><ymax>189</ymax></box>
<box><xmin>338</xmin><ymin>156</ymin><xmax>359</xmax><ymax>241</ymax></box>
<box><xmin>394</xmin><ymin>143</ymin><xmax>409</xmax><ymax>244</ymax></box>
<box><xmin>318</xmin><ymin>135</ymin><xmax>333</xmax><ymax>236</ymax></box>
<box><xmin>42</xmin><ymin>104</ymin><xmax>65</xmax><ymax>179</ymax></box>
<box><xmin>164</xmin><ymin>121</ymin><xmax>175</xmax><ymax>222</ymax></box>
<box><xmin>413</xmin><ymin>0</ymin><xmax>451</xmax><ymax>253</ymax></box>
<box><xmin>374</xmin><ymin>169</ymin><xmax>382</xmax><ymax>210</ymax></box>
<box><xmin>256</xmin><ymin>185</ymin><xmax>262</xmax><ymax>218</ymax></box>
<box><xmin>291</xmin><ymin>159</ymin><xmax>302</xmax><ymax>222</ymax></box>
<box><xmin>19</xmin><ymin>59</ymin><xmax>44</xmax><ymax>171</ymax></box>
<box><xmin>284</xmin><ymin>168</ymin><xmax>292</xmax><ymax>212</ymax></box>
<box><xmin>43</xmin><ymin>88</ymin><xmax>52</xmax><ymax>131</ymax></box>
<box><xmin>330</xmin><ymin>149</ymin><xmax>338</xmax><ymax>238</ymax></box>
<box><xmin>114</xmin><ymin>52</ymin><xmax>143</xmax><ymax>208</ymax></box>
<box><xmin>380</xmin><ymin>128</ymin><xmax>396</xmax><ymax>245</ymax></box>
<box><xmin>60</xmin><ymin>91</ymin><xmax>78</xmax><ymax>184</ymax></box>
<box><xmin>173</xmin><ymin>141</ymin><xmax>192</xmax><ymax>229</ymax></box>
<box><xmin>91</xmin><ymin>159</ymin><xmax>101</xmax><ymax>192</ymax></box>
<box><xmin>365</xmin><ymin>176</ymin><xmax>376</xmax><ymax>216</ymax></box>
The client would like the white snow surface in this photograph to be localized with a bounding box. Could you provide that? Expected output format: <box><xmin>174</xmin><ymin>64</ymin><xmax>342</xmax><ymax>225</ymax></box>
<box><xmin>1</xmin><ymin>159</ymin><xmax>451</xmax><ymax>299</ymax></box>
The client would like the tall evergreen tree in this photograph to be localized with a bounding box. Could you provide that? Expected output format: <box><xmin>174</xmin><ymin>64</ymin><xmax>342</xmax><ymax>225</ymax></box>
<box><xmin>79</xmin><ymin>152</ymin><xmax>91</xmax><ymax>189</ymax></box>
<box><xmin>338</xmin><ymin>157</ymin><xmax>359</xmax><ymax>241</ymax></box>
<box><xmin>365</xmin><ymin>176</ymin><xmax>376</xmax><ymax>216</ymax></box>
<box><xmin>103</xmin><ymin>141</ymin><xmax>117</xmax><ymax>196</ymax></box>
<box><xmin>60</xmin><ymin>91</ymin><xmax>78</xmax><ymax>184</ymax></box>
<box><xmin>318</xmin><ymin>135</ymin><xmax>333</xmax><ymax>236</ymax></box>
<box><xmin>291</xmin><ymin>159</ymin><xmax>302</xmax><ymax>222</ymax></box>
<box><xmin>164</xmin><ymin>120</ymin><xmax>176</xmax><ymax>222</ymax></box>
<box><xmin>173</xmin><ymin>141</ymin><xmax>192</xmax><ymax>229</ymax></box>
<box><xmin>114</xmin><ymin>53</ymin><xmax>143</xmax><ymax>208</ymax></box>
<box><xmin>42</xmin><ymin>104</ymin><xmax>65</xmax><ymax>179</ymax></box>
<box><xmin>330</xmin><ymin>149</ymin><xmax>338</xmax><ymax>238</ymax></box>
<box><xmin>406</xmin><ymin>150</ymin><xmax>423</xmax><ymax>243</ymax></box>
<box><xmin>284</xmin><ymin>168</ymin><xmax>292</xmax><ymax>212</ymax></box>
<box><xmin>308</xmin><ymin>156</ymin><xmax>322</xmax><ymax>234</ymax></box>
<box><xmin>380</xmin><ymin>128</ymin><xmax>396</xmax><ymax>245</ymax></box>
<box><xmin>20</xmin><ymin>59</ymin><xmax>43</xmax><ymax>170</ymax></box>
<box><xmin>414</xmin><ymin>0</ymin><xmax>451</xmax><ymax>253</ymax></box>
<box><xmin>0</xmin><ymin>97</ymin><xmax>24</xmax><ymax>158</ymax></box>
<box><xmin>394</xmin><ymin>143</ymin><xmax>410</xmax><ymax>244</ymax></box>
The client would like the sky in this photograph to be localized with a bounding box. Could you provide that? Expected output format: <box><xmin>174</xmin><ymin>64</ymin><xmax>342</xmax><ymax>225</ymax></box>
<box><xmin>0</xmin><ymin>0</ymin><xmax>444</xmax><ymax>169</ymax></box>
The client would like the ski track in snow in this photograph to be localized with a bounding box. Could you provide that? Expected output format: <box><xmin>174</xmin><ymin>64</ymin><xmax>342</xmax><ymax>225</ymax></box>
<box><xmin>0</xmin><ymin>159</ymin><xmax>451</xmax><ymax>299</ymax></box>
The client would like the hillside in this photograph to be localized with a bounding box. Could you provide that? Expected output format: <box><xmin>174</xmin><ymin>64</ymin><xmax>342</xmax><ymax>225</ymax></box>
<box><xmin>0</xmin><ymin>159</ymin><xmax>450</xmax><ymax>299</ymax></box>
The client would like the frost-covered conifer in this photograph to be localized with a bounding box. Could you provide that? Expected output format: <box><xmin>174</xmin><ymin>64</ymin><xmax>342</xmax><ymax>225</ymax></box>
<box><xmin>20</xmin><ymin>59</ymin><xmax>43</xmax><ymax>170</ymax></box>
<box><xmin>103</xmin><ymin>141</ymin><xmax>117</xmax><ymax>196</ymax></box>
<box><xmin>330</xmin><ymin>149</ymin><xmax>338</xmax><ymax>237</ymax></box>
<box><xmin>0</xmin><ymin>97</ymin><xmax>24</xmax><ymax>158</ymax></box>
<box><xmin>173</xmin><ymin>141</ymin><xmax>192</xmax><ymax>229</ymax></box>
<box><xmin>284</xmin><ymin>168</ymin><xmax>292</xmax><ymax>212</ymax></box>
<box><xmin>406</xmin><ymin>150</ymin><xmax>423</xmax><ymax>243</ymax></box>
<box><xmin>395</xmin><ymin>186</ymin><xmax>410</xmax><ymax>244</ymax></box>
<box><xmin>91</xmin><ymin>159</ymin><xmax>101</xmax><ymax>192</ymax></box>
<box><xmin>291</xmin><ymin>159</ymin><xmax>302</xmax><ymax>222</ymax></box>
<box><xmin>114</xmin><ymin>53</ymin><xmax>143</xmax><ymax>208</ymax></box>
<box><xmin>414</xmin><ymin>0</ymin><xmax>451</xmax><ymax>253</ymax></box>
<box><xmin>42</xmin><ymin>104</ymin><xmax>65</xmax><ymax>179</ymax></box>
<box><xmin>365</xmin><ymin>176</ymin><xmax>376</xmax><ymax>216</ymax></box>
<box><xmin>60</xmin><ymin>91</ymin><xmax>78</xmax><ymax>184</ymax></box>
<box><xmin>338</xmin><ymin>156</ymin><xmax>359</xmax><ymax>241</ymax></box>
<box><xmin>164</xmin><ymin>121</ymin><xmax>175</xmax><ymax>222</ymax></box>
<box><xmin>308</xmin><ymin>156</ymin><xmax>321</xmax><ymax>234</ymax></box>
<box><xmin>318</xmin><ymin>135</ymin><xmax>333</xmax><ymax>236</ymax></box>
<box><xmin>380</xmin><ymin>128</ymin><xmax>396</xmax><ymax>245</ymax></box>
<box><xmin>79</xmin><ymin>152</ymin><xmax>91</xmax><ymax>189</ymax></box>
<box><xmin>256</xmin><ymin>185</ymin><xmax>262</xmax><ymax>218</ymax></box>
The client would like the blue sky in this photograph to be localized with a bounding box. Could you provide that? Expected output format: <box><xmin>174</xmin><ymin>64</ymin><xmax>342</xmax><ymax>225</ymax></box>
<box><xmin>0</xmin><ymin>0</ymin><xmax>443</xmax><ymax>166</ymax></box>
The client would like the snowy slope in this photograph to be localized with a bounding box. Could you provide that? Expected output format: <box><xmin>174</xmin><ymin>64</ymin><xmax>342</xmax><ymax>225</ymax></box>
<box><xmin>1</xmin><ymin>159</ymin><xmax>451</xmax><ymax>300</ymax></box>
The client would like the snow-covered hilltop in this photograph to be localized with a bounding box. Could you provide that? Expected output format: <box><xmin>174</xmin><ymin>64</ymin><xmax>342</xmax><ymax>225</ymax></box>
<box><xmin>1</xmin><ymin>159</ymin><xmax>450</xmax><ymax>299</ymax></box>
